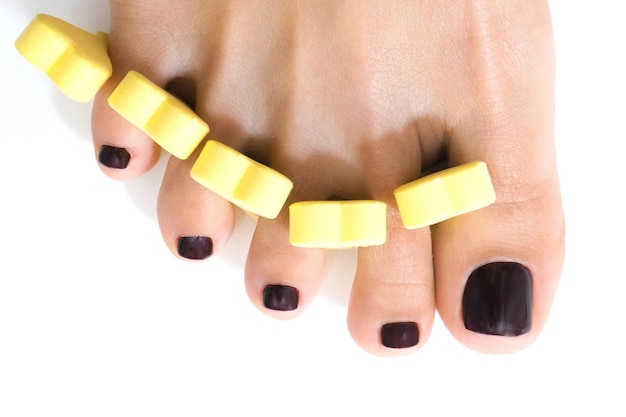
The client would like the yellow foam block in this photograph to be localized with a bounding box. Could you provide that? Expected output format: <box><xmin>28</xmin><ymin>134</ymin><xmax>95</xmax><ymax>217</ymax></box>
<box><xmin>289</xmin><ymin>201</ymin><xmax>387</xmax><ymax>248</ymax></box>
<box><xmin>107</xmin><ymin>71</ymin><xmax>209</xmax><ymax>160</ymax></box>
<box><xmin>190</xmin><ymin>140</ymin><xmax>293</xmax><ymax>219</ymax></box>
<box><xmin>15</xmin><ymin>14</ymin><xmax>112</xmax><ymax>102</ymax></box>
<box><xmin>394</xmin><ymin>161</ymin><xmax>496</xmax><ymax>229</ymax></box>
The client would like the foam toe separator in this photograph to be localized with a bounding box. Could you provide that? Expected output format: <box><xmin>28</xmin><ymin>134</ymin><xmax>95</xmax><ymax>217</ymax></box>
<box><xmin>15</xmin><ymin>14</ymin><xmax>112</xmax><ymax>102</ymax></box>
<box><xmin>289</xmin><ymin>200</ymin><xmax>387</xmax><ymax>248</ymax></box>
<box><xmin>107</xmin><ymin>71</ymin><xmax>210</xmax><ymax>160</ymax></box>
<box><xmin>190</xmin><ymin>140</ymin><xmax>293</xmax><ymax>219</ymax></box>
<box><xmin>393</xmin><ymin>161</ymin><xmax>496</xmax><ymax>229</ymax></box>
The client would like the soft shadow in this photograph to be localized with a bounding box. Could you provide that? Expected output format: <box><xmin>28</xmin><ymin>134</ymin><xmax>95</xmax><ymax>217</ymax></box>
<box><xmin>123</xmin><ymin>153</ymin><xmax>169</xmax><ymax>221</ymax></box>
<box><xmin>52</xmin><ymin>95</ymin><xmax>94</xmax><ymax>143</ymax></box>
<box><xmin>218</xmin><ymin>210</ymin><xmax>257</xmax><ymax>269</ymax></box>
<box><xmin>320</xmin><ymin>249</ymin><xmax>357</xmax><ymax>307</ymax></box>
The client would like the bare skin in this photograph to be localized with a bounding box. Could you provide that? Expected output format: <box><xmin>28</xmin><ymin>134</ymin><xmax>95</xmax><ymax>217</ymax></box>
<box><xmin>91</xmin><ymin>0</ymin><xmax>564</xmax><ymax>356</ymax></box>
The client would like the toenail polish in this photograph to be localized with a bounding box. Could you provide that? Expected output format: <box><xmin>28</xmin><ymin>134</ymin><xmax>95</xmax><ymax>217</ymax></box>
<box><xmin>98</xmin><ymin>145</ymin><xmax>130</xmax><ymax>169</ymax></box>
<box><xmin>381</xmin><ymin>322</ymin><xmax>419</xmax><ymax>349</ymax></box>
<box><xmin>177</xmin><ymin>236</ymin><xmax>213</xmax><ymax>260</ymax></box>
<box><xmin>462</xmin><ymin>262</ymin><xmax>532</xmax><ymax>336</ymax></box>
<box><xmin>263</xmin><ymin>285</ymin><xmax>299</xmax><ymax>311</ymax></box>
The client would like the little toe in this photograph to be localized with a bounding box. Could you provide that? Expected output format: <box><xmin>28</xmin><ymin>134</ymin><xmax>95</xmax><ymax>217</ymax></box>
<box><xmin>92</xmin><ymin>76</ymin><xmax>162</xmax><ymax>180</ymax></box>
<box><xmin>157</xmin><ymin>152</ymin><xmax>235</xmax><ymax>262</ymax></box>
<box><xmin>91</xmin><ymin>1</ymin><xmax>208</xmax><ymax>180</ymax></box>
<box><xmin>347</xmin><ymin>212</ymin><xmax>435</xmax><ymax>357</ymax></box>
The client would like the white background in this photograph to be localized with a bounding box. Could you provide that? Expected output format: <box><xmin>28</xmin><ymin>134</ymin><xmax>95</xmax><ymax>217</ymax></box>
<box><xmin>1</xmin><ymin>1</ymin><xmax>624</xmax><ymax>415</ymax></box>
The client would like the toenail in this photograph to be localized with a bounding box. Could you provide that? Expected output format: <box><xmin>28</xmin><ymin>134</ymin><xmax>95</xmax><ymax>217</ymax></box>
<box><xmin>462</xmin><ymin>262</ymin><xmax>532</xmax><ymax>337</ymax></box>
<box><xmin>263</xmin><ymin>285</ymin><xmax>299</xmax><ymax>311</ymax></box>
<box><xmin>380</xmin><ymin>322</ymin><xmax>419</xmax><ymax>349</ymax></box>
<box><xmin>98</xmin><ymin>145</ymin><xmax>130</xmax><ymax>169</ymax></box>
<box><xmin>177</xmin><ymin>236</ymin><xmax>213</xmax><ymax>260</ymax></box>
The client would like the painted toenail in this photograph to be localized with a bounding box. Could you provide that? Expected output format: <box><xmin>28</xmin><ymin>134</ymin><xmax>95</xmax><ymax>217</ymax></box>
<box><xmin>381</xmin><ymin>322</ymin><xmax>419</xmax><ymax>349</ymax></box>
<box><xmin>98</xmin><ymin>145</ymin><xmax>130</xmax><ymax>169</ymax></box>
<box><xmin>177</xmin><ymin>236</ymin><xmax>213</xmax><ymax>260</ymax></box>
<box><xmin>462</xmin><ymin>262</ymin><xmax>532</xmax><ymax>336</ymax></box>
<box><xmin>263</xmin><ymin>285</ymin><xmax>299</xmax><ymax>311</ymax></box>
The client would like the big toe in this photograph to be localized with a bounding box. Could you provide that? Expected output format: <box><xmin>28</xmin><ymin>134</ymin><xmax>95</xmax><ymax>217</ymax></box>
<box><xmin>435</xmin><ymin>91</ymin><xmax>564</xmax><ymax>353</ymax></box>
<box><xmin>431</xmin><ymin>3</ymin><xmax>564</xmax><ymax>353</ymax></box>
<box><xmin>434</xmin><ymin>142</ymin><xmax>564</xmax><ymax>354</ymax></box>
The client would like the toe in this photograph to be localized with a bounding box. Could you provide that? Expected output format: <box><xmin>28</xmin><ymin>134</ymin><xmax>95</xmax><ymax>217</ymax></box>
<box><xmin>434</xmin><ymin>146</ymin><xmax>564</xmax><ymax>354</ymax></box>
<box><xmin>157</xmin><ymin>152</ymin><xmax>236</xmax><ymax>262</ymax></box>
<box><xmin>347</xmin><ymin>211</ymin><xmax>435</xmax><ymax>357</ymax></box>
<box><xmin>245</xmin><ymin>211</ymin><xmax>326</xmax><ymax>320</ymax></box>
<box><xmin>92</xmin><ymin>77</ymin><xmax>162</xmax><ymax>180</ymax></box>
<box><xmin>91</xmin><ymin>1</ymin><xmax>210</xmax><ymax>180</ymax></box>
<box><xmin>434</xmin><ymin>15</ymin><xmax>564</xmax><ymax>353</ymax></box>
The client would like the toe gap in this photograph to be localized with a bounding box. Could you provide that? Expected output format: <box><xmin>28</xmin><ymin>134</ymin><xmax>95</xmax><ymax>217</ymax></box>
<box><xmin>240</xmin><ymin>140</ymin><xmax>272</xmax><ymax>167</ymax></box>
<box><xmin>164</xmin><ymin>77</ymin><xmax>197</xmax><ymax>110</ymax></box>
<box><xmin>420</xmin><ymin>157</ymin><xmax>450</xmax><ymax>177</ymax></box>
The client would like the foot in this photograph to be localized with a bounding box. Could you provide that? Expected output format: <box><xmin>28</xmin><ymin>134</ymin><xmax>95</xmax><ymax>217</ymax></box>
<box><xmin>91</xmin><ymin>0</ymin><xmax>565</xmax><ymax>356</ymax></box>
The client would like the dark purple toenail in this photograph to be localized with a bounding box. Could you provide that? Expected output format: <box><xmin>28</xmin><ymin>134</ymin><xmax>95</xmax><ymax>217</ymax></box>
<box><xmin>98</xmin><ymin>145</ymin><xmax>130</xmax><ymax>169</ymax></box>
<box><xmin>462</xmin><ymin>262</ymin><xmax>532</xmax><ymax>336</ymax></box>
<box><xmin>381</xmin><ymin>322</ymin><xmax>419</xmax><ymax>349</ymax></box>
<box><xmin>177</xmin><ymin>236</ymin><xmax>213</xmax><ymax>260</ymax></box>
<box><xmin>263</xmin><ymin>285</ymin><xmax>299</xmax><ymax>311</ymax></box>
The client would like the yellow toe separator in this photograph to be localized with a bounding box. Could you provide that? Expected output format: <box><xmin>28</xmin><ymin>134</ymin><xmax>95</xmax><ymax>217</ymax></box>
<box><xmin>15</xmin><ymin>14</ymin><xmax>112</xmax><ymax>102</ymax></box>
<box><xmin>190</xmin><ymin>140</ymin><xmax>293</xmax><ymax>219</ymax></box>
<box><xmin>393</xmin><ymin>161</ymin><xmax>496</xmax><ymax>229</ymax></box>
<box><xmin>289</xmin><ymin>200</ymin><xmax>387</xmax><ymax>248</ymax></box>
<box><xmin>107</xmin><ymin>71</ymin><xmax>210</xmax><ymax>160</ymax></box>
